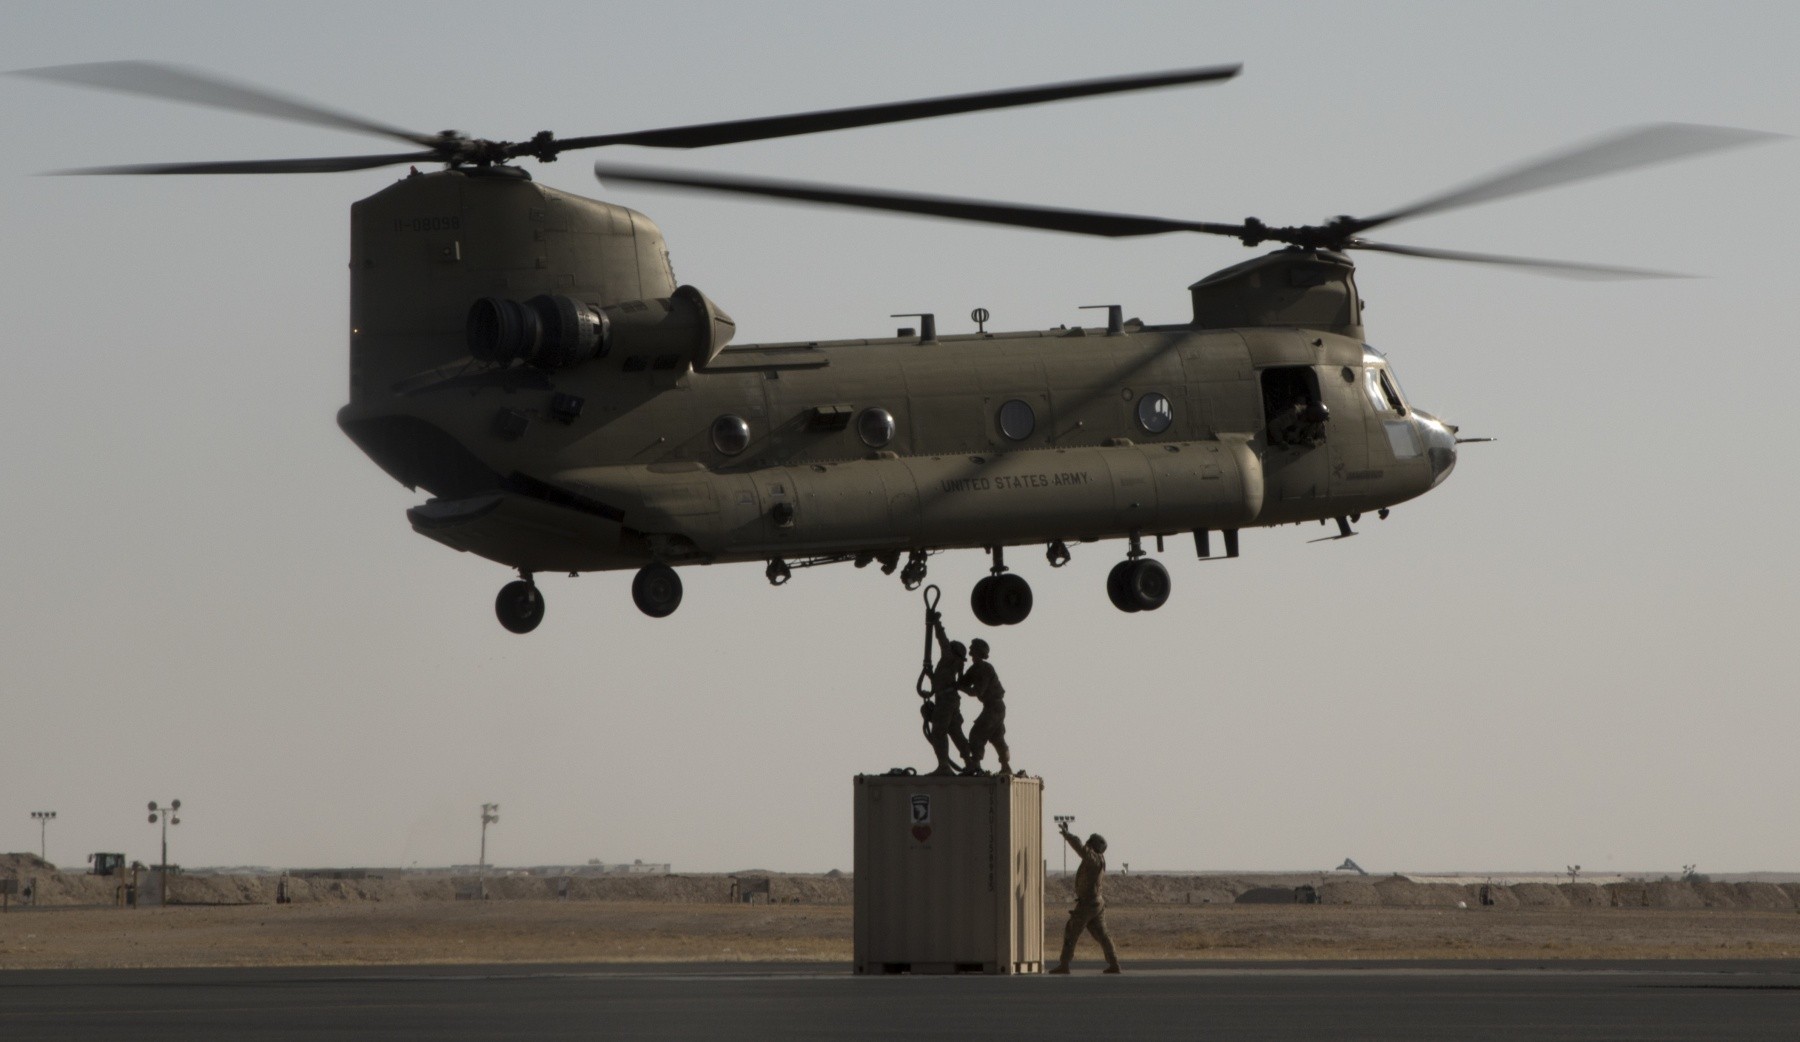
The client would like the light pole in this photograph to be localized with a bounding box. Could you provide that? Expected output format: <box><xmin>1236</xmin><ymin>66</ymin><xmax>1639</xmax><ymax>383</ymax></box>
<box><xmin>148</xmin><ymin>800</ymin><xmax>181</xmax><ymax>907</ymax></box>
<box><xmin>1053</xmin><ymin>815</ymin><xmax>1075</xmax><ymax>875</ymax></box>
<box><xmin>479</xmin><ymin>804</ymin><xmax>500</xmax><ymax>877</ymax></box>
<box><xmin>30</xmin><ymin>811</ymin><xmax>56</xmax><ymax>862</ymax></box>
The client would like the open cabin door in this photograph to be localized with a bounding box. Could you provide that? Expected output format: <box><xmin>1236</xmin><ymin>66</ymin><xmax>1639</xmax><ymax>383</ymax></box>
<box><xmin>1259</xmin><ymin>365</ymin><xmax>1330</xmax><ymax>503</ymax></box>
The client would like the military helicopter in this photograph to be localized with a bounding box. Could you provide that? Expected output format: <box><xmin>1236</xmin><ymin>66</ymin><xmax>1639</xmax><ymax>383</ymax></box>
<box><xmin>22</xmin><ymin>61</ymin><xmax>1774</xmax><ymax>634</ymax></box>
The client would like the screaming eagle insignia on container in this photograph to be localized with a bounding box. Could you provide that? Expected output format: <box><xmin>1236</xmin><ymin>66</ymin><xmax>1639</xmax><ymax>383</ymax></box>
<box><xmin>910</xmin><ymin>793</ymin><xmax>932</xmax><ymax>842</ymax></box>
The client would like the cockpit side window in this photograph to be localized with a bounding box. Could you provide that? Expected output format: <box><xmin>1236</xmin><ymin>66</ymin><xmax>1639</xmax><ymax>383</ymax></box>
<box><xmin>1378</xmin><ymin>370</ymin><xmax>1406</xmax><ymax>415</ymax></box>
<box><xmin>1363</xmin><ymin>366</ymin><xmax>1406</xmax><ymax>415</ymax></box>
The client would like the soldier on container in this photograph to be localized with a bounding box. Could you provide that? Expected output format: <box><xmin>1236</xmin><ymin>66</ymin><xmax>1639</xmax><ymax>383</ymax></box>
<box><xmin>1049</xmin><ymin>820</ymin><xmax>1120</xmax><ymax>974</ymax></box>
<box><xmin>958</xmin><ymin>637</ymin><xmax>1010</xmax><ymax>775</ymax></box>
<box><xmin>923</xmin><ymin>609</ymin><xmax>972</xmax><ymax>776</ymax></box>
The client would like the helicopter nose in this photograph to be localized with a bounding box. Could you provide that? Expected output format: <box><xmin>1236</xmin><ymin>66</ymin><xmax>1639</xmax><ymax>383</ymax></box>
<box><xmin>1415</xmin><ymin>410</ymin><xmax>1457</xmax><ymax>488</ymax></box>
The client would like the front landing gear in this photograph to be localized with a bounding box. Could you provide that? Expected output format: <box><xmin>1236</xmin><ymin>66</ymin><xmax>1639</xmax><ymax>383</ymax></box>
<box><xmin>1107</xmin><ymin>559</ymin><xmax>1170</xmax><ymax>612</ymax></box>
<box><xmin>495</xmin><ymin>577</ymin><xmax>545</xmax><ymax>634</ymax></box>
<box><xmin>972</xmin><ymin>573</ymin><xmax>1032</xmax><ymax>626</ymax></box>
<box><xmin>631</xmin><ymin>562</ymin><xmax>683</xmax><ymax>618</ymax></box>
<box><xmin>1107</xmin><ymin>533</ymin><xmax>1171</xmax><ymax>613</ymax></box>
<box><xmin>971</xmin><ymin>546</ymin><xmax>1033</xmax><ymax>627</ymax></box>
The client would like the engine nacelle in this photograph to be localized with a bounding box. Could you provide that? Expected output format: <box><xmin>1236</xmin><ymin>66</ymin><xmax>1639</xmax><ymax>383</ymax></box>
<box><xmin>466</xmin><ymin>294</ymin><xmax>609</xmax><ymax>368</ymax></box>
<box><xmin>601</xmin><ymin>285</ymin><xmax>737</xmax><ymax>371</ymax></box>
<box><xmin>466</xmin><ymin>284</ymin><xmax>736</xmax><ymax>371</ymax></box>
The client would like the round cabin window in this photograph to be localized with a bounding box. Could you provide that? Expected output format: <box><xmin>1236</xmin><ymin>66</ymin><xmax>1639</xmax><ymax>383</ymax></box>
<box><xmin>998</xmin><ymin>399</ymin><xmax>1036</xmax><ymax>441</ymax></box>
<box><xmin>711</xmin><ymin>414</ymin><xmax>750</xmax><ymax>456</ymax></box>
<box><xmin>1136</xmin><ymin>392</ymin><xmax>1174</xmax><ymax>434</ymax></box>
<box><xmin>858</xmin><ymin>408</ymin><xmax>895</xmax><ymax>448</ymax></box>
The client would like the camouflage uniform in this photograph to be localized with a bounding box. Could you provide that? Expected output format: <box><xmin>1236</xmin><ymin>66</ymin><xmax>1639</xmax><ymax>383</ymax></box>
<box><xmin>958</xmin><ymin>652</ymin><xmax>1008</xmax><ymax>774</ymax></box>
<box><xmin>1053</xmin><ymin>829</ymin><xmax>1119</xmax><ymax>973</ymax></box>
<box><xmin>925</xmin><ymin>619</ymin><xmax>970</xmax><ymax>774</ymax></box>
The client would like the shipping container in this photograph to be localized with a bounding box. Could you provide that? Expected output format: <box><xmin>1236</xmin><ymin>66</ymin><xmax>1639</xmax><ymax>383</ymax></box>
<box><xmin>853</xmin><ymin>772</ymin><xmax>1043</xmax><ymax>974</ymax></box>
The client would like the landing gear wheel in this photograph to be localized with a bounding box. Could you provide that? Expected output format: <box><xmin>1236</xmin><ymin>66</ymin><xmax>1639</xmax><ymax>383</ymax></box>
<box><xmin>1108</xmin><ymin>558</ymin><xmax>1171</xmax><ymax>613</ymax></box>
<box><xmin>970</xmin><ymin>575</ymin><xmax>1002</xmax><ymax>627</ymax></box>
<box><xmin>631</xmin><ymin>563</ymin><xmax>683</xmax><ymax>618</ymax></box>
<box><xmin>495</xmin><ymin>580</ymin><xmax>545</xmax><ymax>634</ymax></box>
<box><xmin>1127</xmin><ymin>558</ymin><xmax>1171</xmax><ymax>611</ymax></box>
<box><xmin>1106</xmin><ymin>561</ymin><xmax>1141</xmax><ymax>613</ymax></box>
<box><xmin>989</xmin><ymin>573</ymin><xmax>1033</xmax><ymax>625</ymax></box>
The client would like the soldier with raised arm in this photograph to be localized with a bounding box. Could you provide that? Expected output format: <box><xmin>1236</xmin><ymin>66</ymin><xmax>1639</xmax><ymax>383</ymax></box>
<box><xmin>1048</xmin><ymin>820</ymin><xmax>1120</xmax><ymax>974</ymax></box>
<box><xmin>922</xmin><ymin>609</ymin><xmax>972</xmax><ymax>776</ymax></box>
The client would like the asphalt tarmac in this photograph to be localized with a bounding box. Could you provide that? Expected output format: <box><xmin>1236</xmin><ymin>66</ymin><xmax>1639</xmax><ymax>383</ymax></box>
<box><xmin>4</xmin><ymin>960</ymin><xmax>1798</xmax><ymax>1041</ymax></box>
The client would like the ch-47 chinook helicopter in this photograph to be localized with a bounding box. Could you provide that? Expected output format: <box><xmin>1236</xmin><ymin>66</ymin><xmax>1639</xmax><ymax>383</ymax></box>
<box><xmin>24</xmin><ymin>61</ymin><xmax>1775</xmax><ymax>634</ymax></box>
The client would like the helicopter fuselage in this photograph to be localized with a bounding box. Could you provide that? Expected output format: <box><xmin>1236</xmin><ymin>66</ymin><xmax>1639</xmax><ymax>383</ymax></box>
<box><xmin>336</xmin><ymin>169</ymin><xmax>1455</xmax><ymax>622</ymax></box>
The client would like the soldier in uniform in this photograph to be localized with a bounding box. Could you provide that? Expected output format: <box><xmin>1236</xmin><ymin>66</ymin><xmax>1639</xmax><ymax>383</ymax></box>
<box><xmin>1049</xmin><ymin>819</ymin><xmax>1120</xmax><ymax>974</ymax></box>
<box><xmin>1266</xmin><ymin>397</ymin><xmax>1308</xmax><ymax>448</ymax></box>
<box><xmin>922</xmin><ymin>609</ymin><xmax>972</xmax><ymax>776</ymax></box>
<box><xmin>958</xmin><ymin>637</ymin><xmax>1010</xmax><ymax>775</ymax></box>
<box><xmin>1267</xmin><ymin>396</ymin><xmax>1328</xmax><ymax>448</ymax></box>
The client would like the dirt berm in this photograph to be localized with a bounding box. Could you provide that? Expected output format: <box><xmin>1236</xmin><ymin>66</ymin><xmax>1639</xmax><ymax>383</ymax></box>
<box><xmin>7</xmin><ymin>855</ymin><xmax>1795</xmax><ymax>911</ymax></box>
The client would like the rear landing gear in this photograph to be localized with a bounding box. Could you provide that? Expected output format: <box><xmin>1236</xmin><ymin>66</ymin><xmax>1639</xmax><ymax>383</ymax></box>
<box><xmin>631</xmin><ymin>563</ymin><xmax>683</xmax><ymax>618</ymax></box>
<box><xmin>971</xmin><ymin>546</ymin><xmax>1033</xmax><ymax>627</ymax></box>
<box><xmin>495</xmin><ymin>577</ymin><xmax>545</xmax><ymax>634</ymax></box>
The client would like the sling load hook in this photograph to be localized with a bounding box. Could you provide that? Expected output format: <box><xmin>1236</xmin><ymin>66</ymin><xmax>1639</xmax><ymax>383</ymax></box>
<box><xmin>916</xmin><ymin>584</ymin><xmax>942</xmax><ymax>701</ymax></box>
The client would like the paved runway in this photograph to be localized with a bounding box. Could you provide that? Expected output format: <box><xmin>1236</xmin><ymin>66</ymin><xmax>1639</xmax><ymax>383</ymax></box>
<box><xmin>4</xmin><ymin>960</ymin><xmax>1798</xmax><ymax>1040</ymax></box>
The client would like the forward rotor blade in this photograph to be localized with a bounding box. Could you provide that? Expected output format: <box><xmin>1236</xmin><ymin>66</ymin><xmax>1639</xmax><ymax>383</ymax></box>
<box><xmin>1353</xmin><ymin>123</ymin><xmax>1782</xmax><ymax>234</ymax></box>
<box><xmin>1350</xmin><ymin>239</ymin><xmax>1687</xmax><ymax>280</ymax></box>
<box><xmin>12</xmin><ymin>60</ymin><xmax>443</xmax><ymax>149</ymax></box>
<box><xmin>593</xmin><ymin>163</ymin><xmax>1245</xmax><ymax>238</ymax></box>
<box><xmin>561</xmin><ymin>64</ymin><xmax>1239</xmax><ymax>151</ymax></box>
<box><xmin>53</xmin><ymin>151</ymin><xmax>444</xmax><ymax>175</ymax></box>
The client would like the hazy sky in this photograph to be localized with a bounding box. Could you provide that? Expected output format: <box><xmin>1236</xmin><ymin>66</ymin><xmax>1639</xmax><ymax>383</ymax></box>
<box><xmin>3</xmin><ymin>1</ymin><xmax>1795</xmax><ymax>876</ymax></box>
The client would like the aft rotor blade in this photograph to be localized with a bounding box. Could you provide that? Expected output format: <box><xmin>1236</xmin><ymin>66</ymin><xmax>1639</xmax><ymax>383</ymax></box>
<box><xmin>1350</xmin><ymin>239</ymin><xmax>1687</xmax><ymax>280</ymax></box>
<box><xmin>593</xmin><ymin>163</ymin><xmax>1246</xmax><ymax>238</ymax></box>
<box><xmin>1352</xmin><ymin>123</ymin><xmax>1782</xmax><ymax>234</ymax></box>
<box><xmin>13</xmin><ymin>60</ymin><xmax>444</xmax><ymax>149</ymax></box>
<box><xmin>561</xmin><ymin>64</ymin><xmax>1240</xmax><ymax>151</ymax></box>
<box><xmin>54</xmin><ymin>151</ymin><xmax>445</xmax><ymax>175</ymax></box>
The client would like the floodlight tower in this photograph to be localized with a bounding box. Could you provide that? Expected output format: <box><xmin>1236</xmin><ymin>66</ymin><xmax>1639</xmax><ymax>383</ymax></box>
<box><xmin>30</xmin><ymin>811</ymin><xmax>56</xmax><ymax>862</ymax></box>
<box><xmin>148</xmin><ymin>800</ymin><xmax>181</xmax><ymax>907</ymax></box>
<box><xmin>479</xmin><ymin>804</ymin><xmax>500</xmax><ymax>877</ymax></box>
<box><xmin>1053</xmin><ymin>815</ymin><xmax>1076</xmax><ymax>875</ymax></box>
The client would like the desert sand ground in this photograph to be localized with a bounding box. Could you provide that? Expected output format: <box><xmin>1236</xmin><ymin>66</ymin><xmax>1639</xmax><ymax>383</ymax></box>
<box><xmin>5</xmin><ymin>902</ymin><xmax>1800</xmax><ymax>970</ymax></box>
